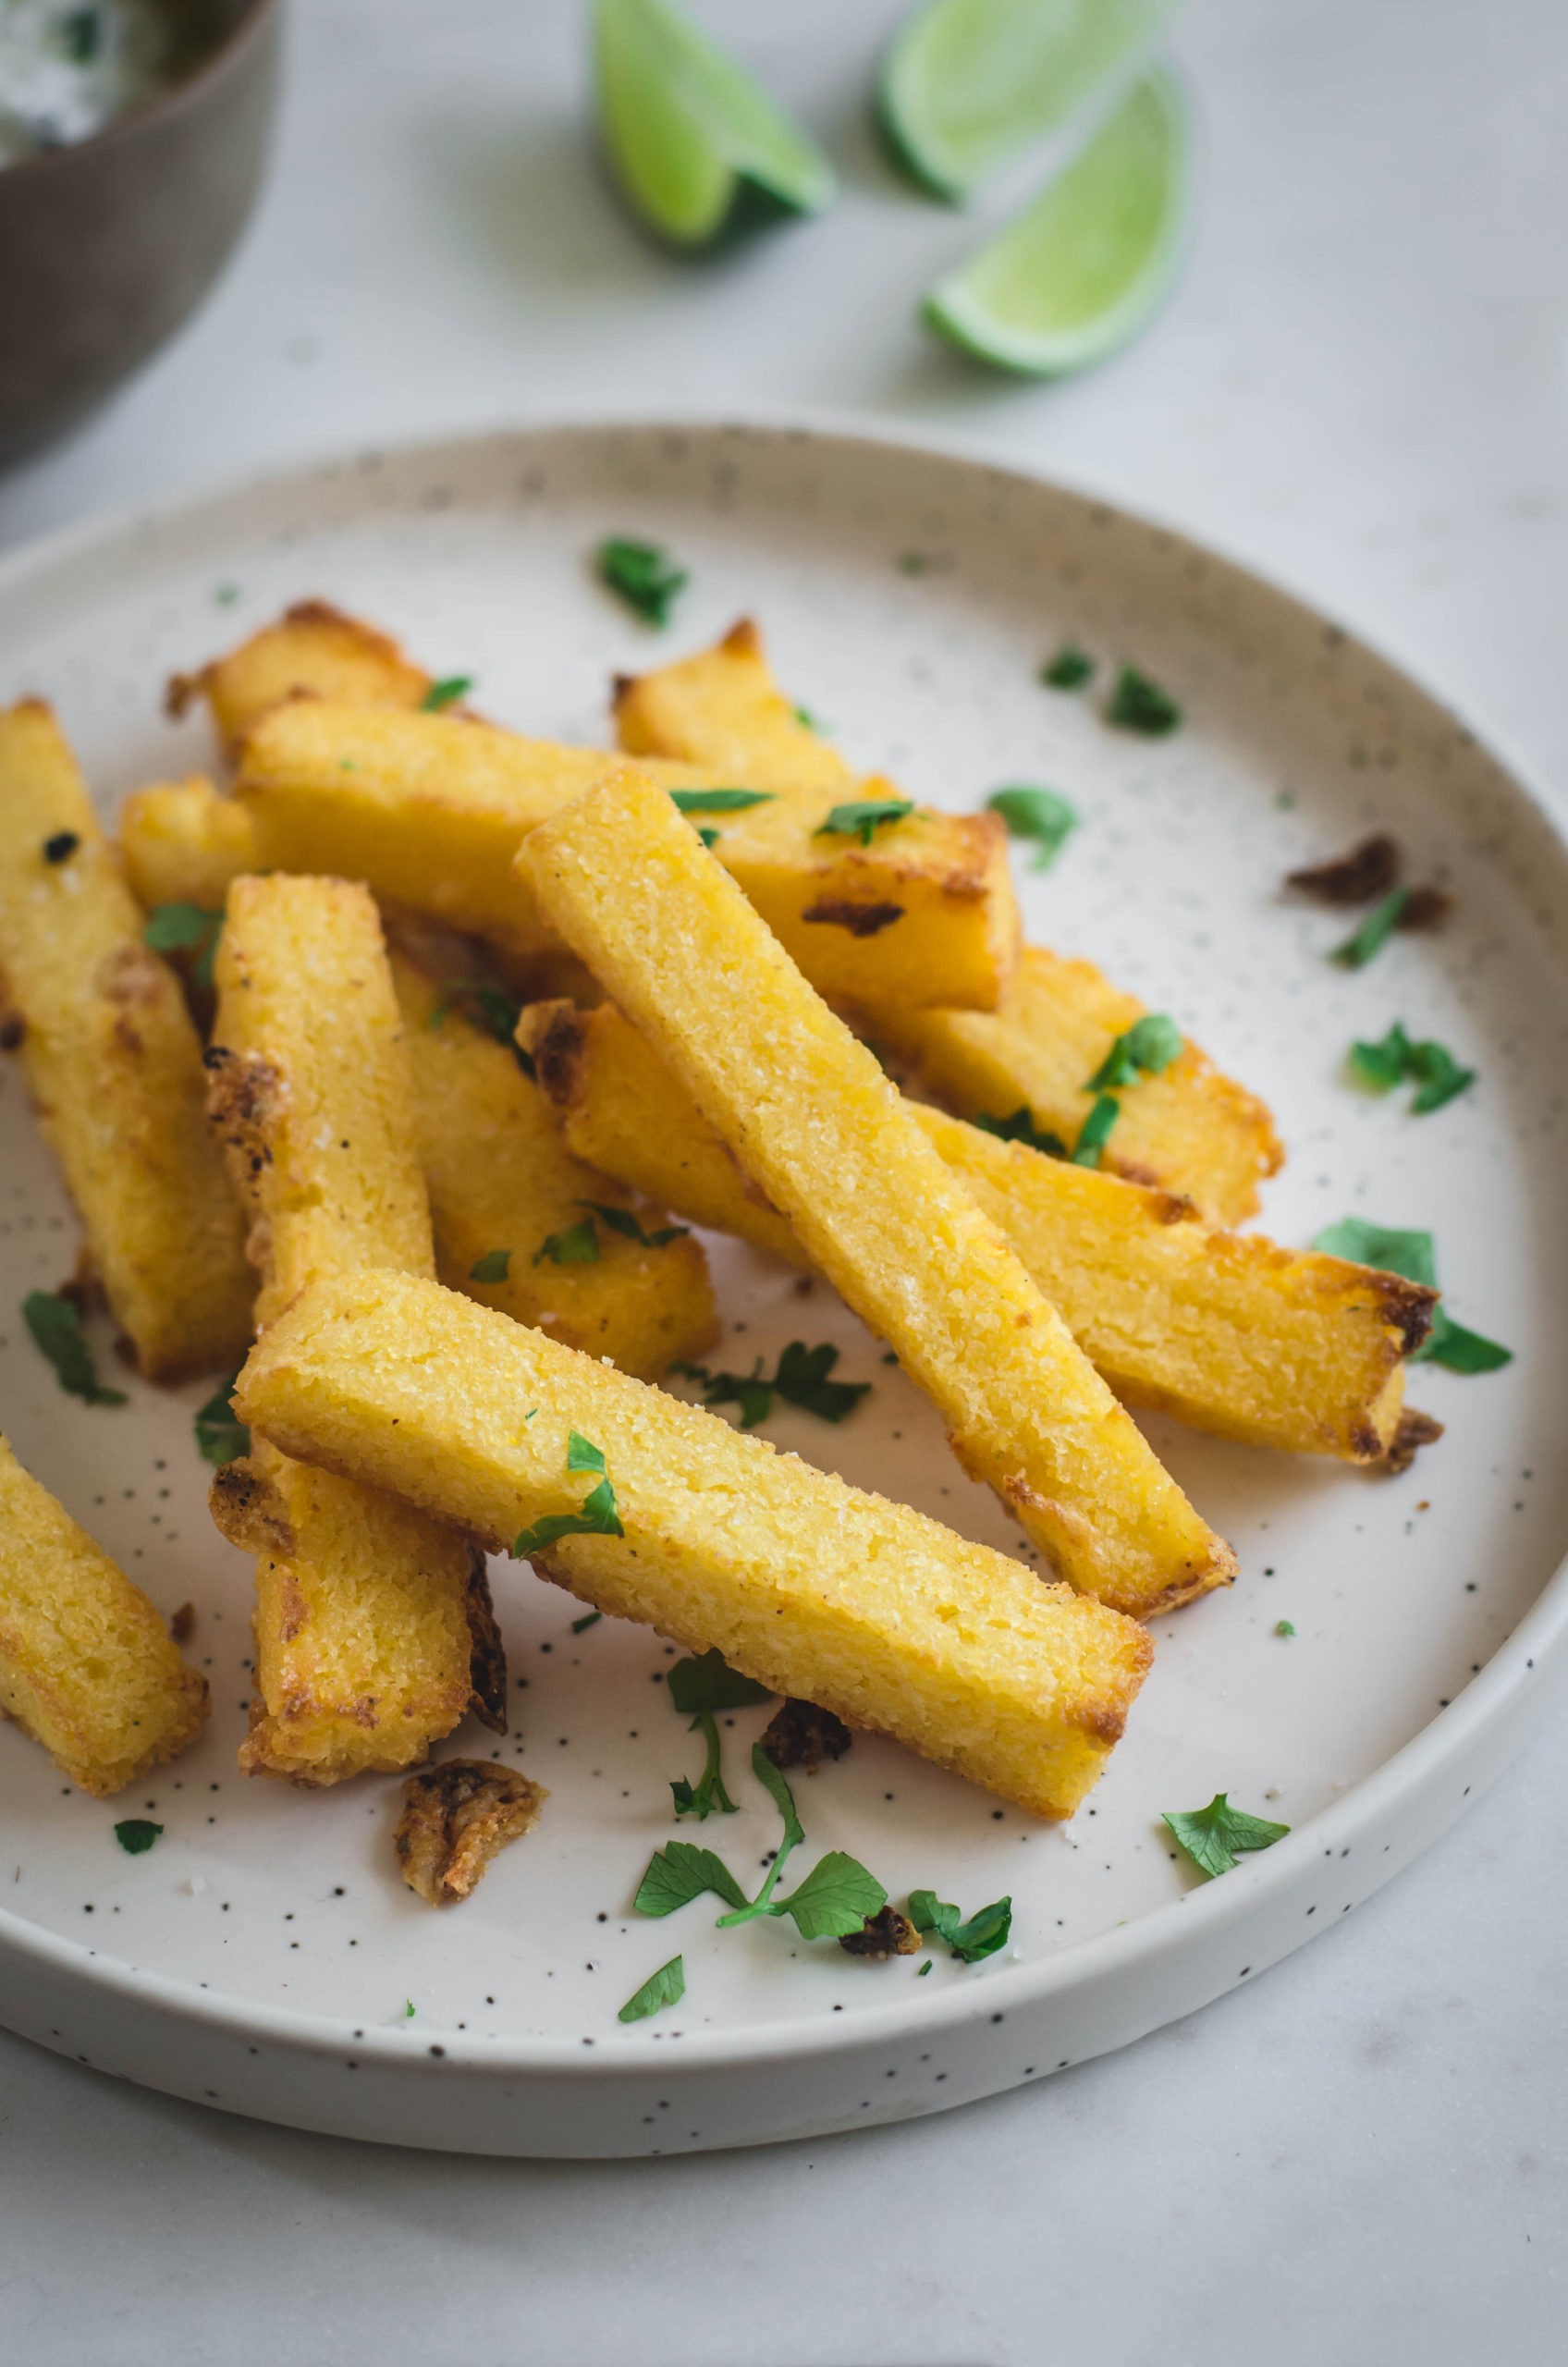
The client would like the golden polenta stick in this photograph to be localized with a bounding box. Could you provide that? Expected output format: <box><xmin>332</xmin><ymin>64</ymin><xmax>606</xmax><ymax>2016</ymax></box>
<box><xmin>167</xmin><ymin>599</ymin><xmax>433</xmax><ymax>757</ymax></box>
<box><xmin>207</xmin><ymin>873</ymin><xmax>504</xmax><ymax>1783</ymax></box>
<box><xmin>0</xmin><ymin>1432</ymin><xmax>208</xmax><ymax>1795</ymax></box>
<box><xmin>519</xmin><ymin>769</ymin><xmax>1235</xmax><ymax>1619</ymax></box>
<box><xmin>523</xmin><ymin>999</ymin><xmax>1431</xmax><ymax>1461</ymax></box>
<box><xmin>236</xmin><ymin>700</ymin><xmax>1018</xmax><ymax>1011</ymax></box>
<box><xmin>392</xmin><ymin>950</ymin><xmax>718</xmax><ymax>1378</ymax></box>
<box><xmin>865</xmin><ymin>946</ymin><xmax>1283</xmax><ymax>1228</ymax></box>
<box><xmin>118</xmin><ymin>777</ymin><xmax>258</xmax><ymax>914</ymax></box>
<box><xmin>236</xmin><ymin>1270</ymin><xmax>1155</xmax><ymax>1819</ymax></box>
<box><xmin>613</xmin><ymin>617</ymin><xmax>854</xmax><ymax>792</ymax></box>
<box><xmin>0</xmin><ymin>702</ymin><xmax>253</xmax><ymax>1380</ymax></box>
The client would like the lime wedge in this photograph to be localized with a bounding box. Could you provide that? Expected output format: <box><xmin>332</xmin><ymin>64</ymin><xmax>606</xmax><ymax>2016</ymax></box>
<box><xmin>880</xmin><ymin>0</ymin><xmax>1178</xmax><ymax>202</ymax></box>
<box><xmin>924</xmin><ymin>72</ymin><xmax>1186</xmax><ymax>375</ymax></box>
<box><xmin>593</xmin><ymin>0</ymin><xmax>837</xmax><ymax>246</ymax></box>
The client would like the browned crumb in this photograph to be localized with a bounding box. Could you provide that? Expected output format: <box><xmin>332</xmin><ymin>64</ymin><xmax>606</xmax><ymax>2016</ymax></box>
<box><xmin>760</xmin><ymin>1697</ymin><xmax>851</xmax><ymax>1773</ymax></box>
<box><xmin>0</xmin><ymin>1010</ymin><xmax>24</xmax><ymax>1051</ymax></box>
<box><xmin>1397</xmin><ymin>884</ymin><xmax>1453</xmax><ymax>932</ymax></box>
<box><xmin>801</xmin><ymin>900</ymin><xmax>905</xmax><ymax>938</ymax></box>
<box><xmin>169</xmin><ymin>1602</ymin><xmax>196</xmax><ymax>1645</ymax></box>
<box><xmin>1382</xmin><ymin>1407</ymin><xmax>1444</xmax><ymax>1475</ymax></box>
<box><xmin>839</xmin><ymin>1907</ymin><xmax>920</xmax><ymax>1959</ymax></box>
<box><xmin>55</xmin><ymin>1244</ymin><xmax>104</xmax><ymax>1318</ymax></box>
<box><xmin>1285</xmin><ymin>834</ymin><xmax>1401</xmax><ymax>904</ymax></box>
<box><xmin>394</xmin><ymin>1759</ymin><xmax>547</xmax><ymax>1906</ymax></box>
<box><xmin>463</xmin><ymin>1550</ymin><xmax>508</xmax><ymax>1732</ymax></box>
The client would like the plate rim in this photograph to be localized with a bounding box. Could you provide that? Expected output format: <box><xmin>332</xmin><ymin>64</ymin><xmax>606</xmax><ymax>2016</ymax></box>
<box><xmin>3</xmin><ymin>408</ymin><xmax>1565</xmax><ymax>2083</ymax></box>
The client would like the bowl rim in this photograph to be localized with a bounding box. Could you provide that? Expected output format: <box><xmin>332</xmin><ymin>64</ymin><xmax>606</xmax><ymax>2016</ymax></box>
<box><xmin>0</xmin><ymin>0</ymin><xmax>278</xmax><ymax>188</ymax></box>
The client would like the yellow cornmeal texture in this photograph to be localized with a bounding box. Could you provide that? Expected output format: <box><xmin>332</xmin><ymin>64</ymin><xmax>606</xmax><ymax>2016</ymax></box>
<box><xmin>237</xmin><ymin>700</ymin><xmax>1017</xmax><ymax>1011</ymax></box>
<box><xmin>865</xmin><ymin>946</ymin><xmax>1284</xmax><ymax>1229</ymax></box>
<box><xmin>208</xmin><ymin>873</ymin><xmax>493</xmax><ymax>1783</ymax></box>
<box><xmin>613</xmin><ymin>618</ymin><xmax>855</xmax><ymax>792</ymax></box>
<box><xmin>118</xmin><ymin>777</ymin><xmax>259</xmax><ymax>913</ymax></box>
<box><xmin>392</xmin><ymin>951</ymin><xmax>718</xmax><ymax>1377</ymax></box>
<box><xmin>236</xmin><ymin>1272</ymin><xmax>1155</xmax><ymax>1819</ymax></box>
<box><xmin>523</xmin><ymin>1000</ymin><xmax>1426</xmax><ymax>1460</ymax></box>
<box><xmin>167</xmin><ymin>599</ymin><xmax>432</xmax><ymax>756</ymax></box>
<box><xmin>519</xmin><ymin>769</ymin><xmax>1235</xmax><ymax>1620</ymax></box>
<box><xmin>0</xmin><ymin>1433</ymin><xmax>208</xmax><ymax>1795</ymax></box>
<box><xmin>0</xmin><ymin>703</ymin><xmax>253</xmax><ymax>1380</ymax></box>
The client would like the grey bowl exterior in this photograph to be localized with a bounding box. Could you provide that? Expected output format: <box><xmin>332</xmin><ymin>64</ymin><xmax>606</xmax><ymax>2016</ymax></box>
<box><xmin>0</xmin><ymin>0</ymin><xmax>281</xmax><ymax>465</ymax></box>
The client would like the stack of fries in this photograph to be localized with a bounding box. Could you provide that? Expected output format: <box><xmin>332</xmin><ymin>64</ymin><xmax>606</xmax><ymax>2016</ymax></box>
<box><xmin>0</xmin><ymin>599</ymin><xmax>1439</xmax><ymax>1855</ymax></box>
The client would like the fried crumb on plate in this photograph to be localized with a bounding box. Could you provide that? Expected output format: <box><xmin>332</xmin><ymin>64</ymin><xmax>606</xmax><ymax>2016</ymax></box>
<box><xmin>839</xmin><ymin>1906</ymin><xmax>920</xmax><ymax>1959</ymax></box>
<box><xmin>394</xmin><ymin>1759</ymin><xmax>547</xmax><ymax>1906</ymax></box>
<box><xmin>760</xmin><ymin>1697</ymin><xmax>852</xmax><ymax>1773</ymax></box>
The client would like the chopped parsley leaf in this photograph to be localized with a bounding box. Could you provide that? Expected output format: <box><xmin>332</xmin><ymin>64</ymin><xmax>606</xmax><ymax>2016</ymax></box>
<box><xmin>513</xmin><ymin>1435</ymin><xmax>623</xmax><ymax>1560</ymax></box>
<box><xmin>579</xmin><ymin>1201</ymin><xmax>688</xmax><ymax>1249</ymax></box>
<box><xmin>1041</xmin><ymin>644</ymin><xmax>1095</xmax><ymax>692</ymax></box>
<box><xmin>427</xmin><ymin>980</ymin><xmax>533</xmax><ymax>1076</ymax></box>
<box><xmin>1330</xmin><ymin>885</ymin><xmax>1410</xmax><ymax>968</ymax></box>
<box><xmin>114</xmin><ymin>1819</ymin><xmax>162</xmax><ymax>1855</ymax></box>
<box><xmin>597</xmin><ymin>537</ymin><xmax>688</xmax><ymax>628</ymax></box>
<box><xmin>908</xmin><ymin>1888</ymin><xmax>1012</xmax><ymax>1964</ymax></box>
<box><xmin>1313</xmin><ymin>1218</ymin><xmax>1512</xmax><ymax>1372</ymax></box>
<box><xmin>1072</xmin><ymin>1092</ymin><xmax>1121</xmax><ymax>1166</ymax></box>
<box><xmin>1276</xmin><ymin>1620</ymin><xmax>1295</xmax><ymax>1637</ymax></box>
<box><xmin>697</xmin><ymin>828</ymin><xmax>720</xmax><ymax>848</ymax></box>
<box><xmin>917</xmin><ymin>1957</ymin><xmax>932</xmax><ymax>1975</ymax></box>
<box><xmin>1350</xmin><ymin>1023</ymin><xmax>1475</xmax><ymax>1113</ymax></box>
<box><xmin>972</xmin><ymin>1107</ymin><xmax>1068</xmax><ymax>1158</ymax></box>
<box><xmin>533</xmin><ymin>1218</ymin><xmax>600</xmax><ymax>1267</ymax></box>
<box><xmin>60</xmin><ymin>7</ymin><xmax>101</xmax><ymax>63</ymax></box>
<box><xmin>1107</xmin><ymin>666</ymin><xmax>1182</xmax><ymax>736</ymax></box>
<box><xmin>469</xmin><ymin>1249</ymin><xmax>511</xmax><ymax>1283</ymax></box>
<box><xmin>668</xmin><ymin>1650</ymin><xmax>771</xmax><ymax>1811</ymax></box>
<box><xmin>634</xmin><ymin>1840</ymin><xmax>749</xmax><ymax>1917</ymax></box>
<box><xmin>986</xmin><ymin>786</ymin><xmax>1078</xmax><ymax>871</ymax></box>
<box><xmin>22</xmin><ymin>1291</ymin><xmax>127</xmax><ymax>1406</ymax></box>
<box><xmin>635</xmin><ymin>1749</ymin><xmax>885</xmax><ymax>1943</ymax></box>
<box><xmin>194</xmin><ymin>1372</ymin><xmax>249</xmax><ymax>1465</ymax></box>
<box><xmin>619</xmin><ymin>1955</ymin><xmax>685</xmax><ymax>2023</ymax></box>
<box><xmin>668</xmin><ymin>788</ymin><xmax>776</xmax><ymax>814</ymax></box>
<box><xmin>793</xmin><ymin>704</ymin><xmax>827</xmax><ymax>732</ymax></box>
<box><xmin>814</xmin><ymin>798</ymin><xmax>914</xmax><ymax>848</ymax></box>
<box><xmin>1162</xmin><ymin>1793</ymin><xmax>1290</xmax><ymax>1879</ymax></box>
<box><xmin>570</xmin><ymin>1610</ymin><xmax>602</xmax><ymax>1634</ymax></box>
<box><xmin>670</xmin><ymin>1341</ymin><xmax>869</xmax><ymax>1429</ymax></box>
<box><xmin>1086</xmin><ymin>1013</ymin><xmax>1182</xmax><ymax>1091</ymax></box>
<box><xmin>404</xmin><ymin>2000</ymin><xmax>416</xmax><ymax>2017</ymax></box>
<box><xmin>143</xmin><ymin>902</ymin><xmax>223</xmax><ymax>989</ymax></box>
<box><xmin>420</xmin><ymin>676</ymin><xmax>472</xmax><ymax>711</ymax></box>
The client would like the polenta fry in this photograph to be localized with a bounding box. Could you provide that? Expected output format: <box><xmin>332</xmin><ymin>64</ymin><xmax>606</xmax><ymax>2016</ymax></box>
<box><xmin>518</xmin><ymin>767</ymin><xmax>1236</xmax><ymax>1619</ymax></box>
<box><xmin>234</xmin><ymin>1269</ymin><xmax>1155</xmax><ymax>1820</ymax></box>
<box><xmin>0</xmin><ymin>701</ymin><xmax>253</xmax><ymax>1380</ymax></box>
<box><xmin>118</xmin><ymin>776</ymin><xmax>260</xmax><ymax>913</ymax></box>
<box><xmin>0</xmin><ymin>1431</ymin><xmax>208</xmax><ymax>1795</ymax></box>
<box><xmin>613</xmin><ymin>617</ymin><xmax>854</xmax><ymax>792</ymax></box>
<box><xmin>207</xmin><ymin>873</ymin><xmax>504</xmax><ymax>1783</ymax></box>
<box><xmin>167</xmin><ymin>598</ymin><xmax>433</xmax><ymax>756</ymax></box>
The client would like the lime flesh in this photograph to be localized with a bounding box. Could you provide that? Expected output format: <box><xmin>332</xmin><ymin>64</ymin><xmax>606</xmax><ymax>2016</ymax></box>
<box><xmin>925</xmin><ymin>71</ymin><xmax>1186</xmax><ymax>376</ymax></box>
<box><xmin>880</xmin><ymin>0</ymin><xmax>1178</xmax><ymax>202</ymax></box>
<box><xmin>593</xmin><ymin>0</ymin><xmax>837</xmax><ymax>247</ymax></box>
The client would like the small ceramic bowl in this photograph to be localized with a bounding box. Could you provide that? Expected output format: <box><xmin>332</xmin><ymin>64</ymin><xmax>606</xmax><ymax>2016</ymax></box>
<box><xmin>0</xmin><ymin>0</ymin><xmax>281</xmax><ymax>466</ymax></box>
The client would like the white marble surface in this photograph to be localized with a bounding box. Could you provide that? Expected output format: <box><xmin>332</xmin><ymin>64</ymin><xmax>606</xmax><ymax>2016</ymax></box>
<box><xmin>3</xmin><ymin>0</ymin><xmax>1567</xmax><ymax>2357</ymax></box>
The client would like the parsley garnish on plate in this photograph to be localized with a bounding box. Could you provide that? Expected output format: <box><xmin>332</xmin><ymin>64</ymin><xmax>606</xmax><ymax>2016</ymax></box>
<box><xmin>908</xmin><ymin>1889</ymin><xmax>1013</xmax><ymax>1964</ymax></box>
<box><xmin>570</xmin><ymin>1610</ymin><xmax>602</xmax><ymax>1635</ymax></box>
<box><xmin>986</xmin><ymin>786</ymin><xmax>1078</xmax><ymax>871</ymax></box>
<box><xmin>428</xmin><ymin>980</ymin><xmax>534</xmax><ymax>1077</ymax></box>
<box><xmin>1086</xmin><ymin>1013</ymin><xmax>1183</xmax><ymax>1091</ymax></box>
<box><xmin>596</xmin><ymin>537</ymin><xmax>688</xmax><ymax>628</ymax></box>
<box><xmin>22</xmin><ymin>1291</ymin><xmax>127</xmax><ymax>1406</ymax></box>
<box><xmin>579</xmin><ymin>1201</ymin><xmax>689</xmax><ymax>1249</ymax></box>
<box><xmin>1041</xmin><ymin>644</ymin><xmax>1095</xmax><ymax>692</ymax></box>
<box><xmin>1330</xmin><ymin>885</ymin><xmax>1410</xmax><ymax>968</ymax></box>
<box><xmin>512</xmin><ymin>1432</ymin><xmax>624</xmax><ymax>1561</ymax></box>
<box><xmin>1313</xmin><ymin>1219</ymin><xmax>1512</xmax><ymax>1373</ymax></box>
<box><xmin>1107</xmin><ymin>666</ymin><xmax>1182</xmax><ymax>736</ymax></box>
<box><xmin>1276</xmin><ymin>1620</ymin><xmax>1295</xmax><ymax>1637</ymax></box>
<box><xmin>194</xmin><ymin>1371</ymin><xmax>249</xmax><ymax>1465</ymax></box>
<box><xmin>1163</xmin><ymin>1793</ymin><xmax>1290</xmax><ymax>1879</ymax></box>
<box><xmin>619</xmin><ymin>1955</ymin><xmax>686</xmax><ymax>2023</ymax></box>
<box><xmin>635</xmin><ymin>1746</ymin><xmax>886</xmax><ymax>1943</ymax></box>
<box><xmin>469</xmin><ymin>1249</ymin><xmax>511</xmax><ymax>1283</ymax></box>
<box><xmin>1072</xmin><ymin>1091</ymin><xmax>1121</xmax><ymax>1167</ymax></box>
<box><xmin>533</xmin><ymin>1218</ymin><xmax>600</xmax><ymax>1267</ymax></box>
<box><xmin>972</xmin><ymin>1107</ymin><xmax>1068</xmax><ymax>1158</ymax></box>
<box><xmin>668</xmin><ymin>788</ymin><xmax>776</xmax><ymax>815</ymax></box>
<box><xmin>114</xmin><ymin>1820</ymin><xmax>163</xmax><ymax>1855</ymax></box>
<box><xmin>670</xmin><ymin>1341</ymin><xmax>870</xmax><ymax>1429</ymax></box>
<box><xmin>1349</xmin><ymin>1023</ymin><xmax>1475</xmax><ymax>1114</ymax></box>
<box><xmin>420</xmin><ymin>676</ymin><xmax>472</xmax><ymax>712</ymax></box>
<box><xmin>793</xmin><ymin>704</ymin><xmax>828</xmax><ymax>732</ymax></box>
<box><xmin>814</xmin><ymin>798</ymin><xmax>914</xmax><ymax>848</ymax></box>
<box><xmin>143</xmin><ymin>902</ymin><xmax>223</xmax><ymax>989</ymax></box>
<box><xmin>666</xmin><ymin>1650</ymin><xmax>773</xmax><ymax>1821</ymax></box>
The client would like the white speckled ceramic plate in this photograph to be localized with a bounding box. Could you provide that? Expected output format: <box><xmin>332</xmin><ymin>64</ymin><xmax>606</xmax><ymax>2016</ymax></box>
<box><xmin>3</xmin><ymin>421</ymin><xmax>1568</xmax><ymax>2158</ymax></box>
